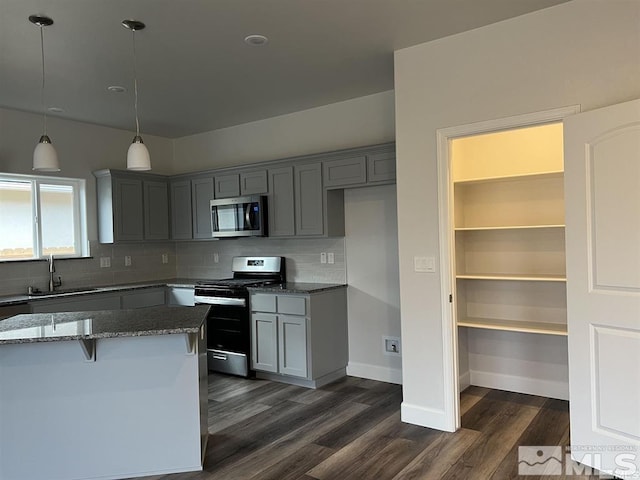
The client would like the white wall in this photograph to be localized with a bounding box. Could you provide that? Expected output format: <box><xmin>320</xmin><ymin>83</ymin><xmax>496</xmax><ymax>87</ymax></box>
<box><xmin>0</xmin><ymin>107</ymin><xmax>175</xmax><ymax>240</ymax></box>
<box><xmin>345</xmin><ymin>185</ymin><xmax>401</xmax><ymax>384</ymax></box>
<box><xmin>394</xmin><ymin>0</ymin><xmax>640</xmax><ymax>430</ymax></box>
<box><xmin>172</xmin><ymin>91</ymin><xmax>395</xmax><ymax>173</ymax></box>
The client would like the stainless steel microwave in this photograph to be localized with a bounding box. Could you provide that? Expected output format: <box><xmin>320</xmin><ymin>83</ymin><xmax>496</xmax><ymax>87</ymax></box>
<box><xmin>210</xmin><ymin>195</ymin><xmax>267</xmax><ymax>238</ymax></box>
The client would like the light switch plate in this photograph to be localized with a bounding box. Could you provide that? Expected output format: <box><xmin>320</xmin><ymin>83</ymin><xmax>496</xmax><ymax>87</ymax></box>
<box><xmin>161</xmin><ymin>253</ymin><xmax>169</xmax><ymax>264</ymax></box>
<box><xmin>414</xmin><ymin>256</ymin><xmax>436</xmax><ymax>273</ymax></box>
<box><xmin>327</xmin><ymin>252</ymin><xmax>335</xmax><ymax>264</ymax></box>
<box><xmin>100</xmin><ymin>257</ymin><xmax>111</xmax><ymax>268</ymax></box>
<box><xmin>320</xmin><ymin>252</ymin><xmax>327</xmax><ymax>264</ymax></box>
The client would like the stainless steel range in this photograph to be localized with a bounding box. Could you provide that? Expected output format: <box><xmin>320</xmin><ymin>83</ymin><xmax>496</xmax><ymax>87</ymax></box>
<box><xmin>194</xmin><ymin>256</ymin><xmax>286</xmax><ymax>377</ymax></box>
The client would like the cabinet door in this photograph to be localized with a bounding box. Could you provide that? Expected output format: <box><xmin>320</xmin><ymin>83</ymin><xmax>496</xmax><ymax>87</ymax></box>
<box><xmin>31</xmin><ymin>293</ymin><xmax>121</xmax><ymax>313</ymax></box>
<box><xmin>268</xmin><ymin>166</ymin><xmax>295</xmax><ymax>237</ymax></box>
<box><xmin>114</xmin><ymin>177</ymin><xmax>144</xmax><ymax>241</ymax></box>
<box><xmin>294</xmin><ymin>163</ymin><xmax>324</xmax><ymax>236</ymax></box>
<box><xmin>323</xmin><ymin>156</ymin><xmax>366</xmax><ymax>187</ymax></box>
<box><xmin>240</xmin><ymin>170</ymin><xmax>268</xmax><ymax>195</ymax></box>
<box><xmin>251</xmin><ymin>313</ymin><xmax>278</xmax><ymax>372</ymax></box>
<box><xmin>214</xmin><ymin>174</ymin><xmax>240</xmax><ymax>199</ymax></box>
<box><xmin>170</xmin><ymin>180</ymin><xmax>193</xmax><ymax>240</ymax></box>
<box><xmin>143</xmin><ymin>181</ymin><xmax>169</xmax><ymax>240</ymax></box>
<box><xmin>121</xmin><ymin>288</ymin><xmax>166</xmax><ymax>309</ymax></box>
<box><xmin>367</xmin><ymin>151</ymin><xmax>396</xmax><ymax>183</ymax></box>
<box><xmin>277</xmin><ymin>315</ymin><xmax>307</xmax><ymax>378</ymax></box>
<box><xmin>191</xmin><ymin>177</ymin><xmax>214</xmax><ymax>239</ymax></box>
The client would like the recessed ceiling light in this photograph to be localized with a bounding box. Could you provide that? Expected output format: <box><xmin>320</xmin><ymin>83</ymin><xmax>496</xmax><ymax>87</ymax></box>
<box><xmin>244</xmin><ymin>34</ymin><xmax>268</xmax><ymax>46</ymax></box>
<box><xmin>107</xmin><ymin>85</ymin><xmax>127</xmax><ymax>93</ymax></box>
<box><xmin>47</xmin><ymin>106</ymin><xmax>64</xmax><ymax>113</ymax></box>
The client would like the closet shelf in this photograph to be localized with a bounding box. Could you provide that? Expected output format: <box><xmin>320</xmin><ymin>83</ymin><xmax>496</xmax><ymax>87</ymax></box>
<box><xmin>453</xmin><ymin>170</ymin><xmax>564</xmax><ymax>185</ymax></box>
<box><xmin>458</xmin><ymin>317</ymin><xmax>568</xmax><ymax>336</ymax></box>
<box><xmin>455</xmin><ymin>224</ymin><xmax>565</xmax><ymax>231</ymax></box>
<box><xmin>456</xmin><ymin>273</ymin><xmax>566</xmax><ymax>282</ymax></box>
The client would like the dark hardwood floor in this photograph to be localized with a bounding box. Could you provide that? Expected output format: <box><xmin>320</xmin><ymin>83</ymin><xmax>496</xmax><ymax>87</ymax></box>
<box><xmin>139</xmin><ymin>373</ymin><xmax>598</xmax><ymax>480</ymax></box>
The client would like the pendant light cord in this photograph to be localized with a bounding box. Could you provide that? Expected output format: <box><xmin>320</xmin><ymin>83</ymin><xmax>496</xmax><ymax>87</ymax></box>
<box><xmin>131</xmin><ymin>29</ymin><xmax>140</xmax><ymax>137</ymax></box>
<box><xmin>40</xmin><ymin>25</ymin><xmax>47</xmax><ymax>136</ymax></box>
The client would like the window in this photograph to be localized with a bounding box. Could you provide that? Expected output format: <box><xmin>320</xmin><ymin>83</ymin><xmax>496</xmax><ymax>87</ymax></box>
<box><xmin>0</xmin><ymin>173</ymin><xmax>87</xmax><ymax>261</ymax></box>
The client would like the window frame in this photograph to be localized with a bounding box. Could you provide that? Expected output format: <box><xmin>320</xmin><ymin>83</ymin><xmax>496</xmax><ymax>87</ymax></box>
<box><xmin>0</xmin><ymin>172</ymin><xmax>88</xmax><ymax>261</ymax></box>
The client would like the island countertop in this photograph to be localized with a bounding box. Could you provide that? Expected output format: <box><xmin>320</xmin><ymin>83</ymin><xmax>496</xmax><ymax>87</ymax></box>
<box><xmin>0</xmin><ymin>305</ymin><xmax>209</xmax><ymax>345</ymax></box>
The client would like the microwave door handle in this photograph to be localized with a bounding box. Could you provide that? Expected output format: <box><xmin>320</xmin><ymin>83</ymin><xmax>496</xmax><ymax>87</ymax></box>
<box><xmin>212</xmin><ymin>207</ymin><xmax>218</xmax><ymax>233</ymax></box>
<box><xmin>245</xmin><ymin>203</ymin><xmax>253</xmax><ymax>229</ymax></box>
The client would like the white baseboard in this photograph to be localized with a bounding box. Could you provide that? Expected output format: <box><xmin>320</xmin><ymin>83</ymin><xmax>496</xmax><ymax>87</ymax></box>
<box><xmin>459</xmin><ymin>371</ymin><xmax>471</xmax><ymax>391</ymax></box>
<box><xmin>470</xmin><ymin>370</ymin><xmax>569</xmax><ymax>400</ymax></box>
<box><xmin>401</xmin><ymin>402</ymin><xmax>456</xmax><ymax>432</ymax></box>
<box><xmin>346</xmin><ymin>362</ymin><xmax>402</xmax><ymax>385</ymax></box>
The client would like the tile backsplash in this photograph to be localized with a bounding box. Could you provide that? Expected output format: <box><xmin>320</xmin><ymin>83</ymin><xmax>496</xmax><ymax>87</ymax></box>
<box><xmin>175</xmin><ymin>237</ymin><xmax>346</xmax><ymax>283</ymax></box>
<box><xmin>0</xmin><ymin>237</ymin><xmax>346</xmax><ymax>296</ymax></box>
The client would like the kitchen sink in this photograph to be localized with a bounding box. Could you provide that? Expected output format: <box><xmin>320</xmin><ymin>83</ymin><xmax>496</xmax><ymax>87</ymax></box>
<box><xmin>28</xmin><ymin>287</ymin><xmax>98</xmax><ymax>297</ymax></box>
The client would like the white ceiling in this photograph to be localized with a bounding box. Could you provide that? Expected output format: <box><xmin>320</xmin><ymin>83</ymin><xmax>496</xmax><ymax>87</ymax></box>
<box><xmin>0</xmin><ymin>0</ymin><xmax>568</xmax><ymax>138</ymax></box>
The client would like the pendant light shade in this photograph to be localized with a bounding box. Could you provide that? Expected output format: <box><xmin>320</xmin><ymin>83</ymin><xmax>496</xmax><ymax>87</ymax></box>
<box><xmin>33</xmin><ymin>135</ymin><xmax>60</xmax><ymax>171</ymax></box>
<box><xmin>127</xmin><ymin>135</ymin><xmax>151</xmax><ymax>170</ymax></box>
<box><xmin>122</xmin><ymin>19</ymin><xmax>151</xmax><ymax>171</ymax></box>
<box><xmin>30</xmin><ymin>14</ymin><xmax>60</xmax><ymax>172</ymax></box>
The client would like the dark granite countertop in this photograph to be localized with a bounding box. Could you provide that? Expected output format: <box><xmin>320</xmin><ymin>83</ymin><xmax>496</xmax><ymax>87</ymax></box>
<box><xmin>0</xmin><ymin>278</ymin><xmax>210</xmax><ymax>307</ymax></box>
<box><xmin>247</xmin><ymin>283</ymin><xmax>347</xmax><ymax>294</ymax></box>
<box><xmin>0</xmin><ymin>305</ymin><xmax>209</xmax><ymax>345</ymax></box>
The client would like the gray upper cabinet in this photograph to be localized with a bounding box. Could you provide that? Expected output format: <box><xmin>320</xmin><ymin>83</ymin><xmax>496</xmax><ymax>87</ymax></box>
<box><xmin>169</xmin><ymin>180</ymin><xmax>193</xmax><ymax>240</ymax></box>
<box><xmin>240</xmin><ymin>170</ymin><xmax>268</xmax><ymax>195</ymax></box>
<box><xmin>143</xmin><ymin>180</ymin><xmax>169</xmax><ymax>240</ymax></box>
<box><xmin>367</xmin><ymin>151</ymin><xmax>396</xmax><ymax>183</ymax></box>
<box><xmin>95</xmin><ymin>170</ymin><xmax>143</xmax><ymax>243</ymax></box>
<box><xmin>294</xmin><ymin>163</ymin><xmax>324</xmax><ymax>236</ymax></box>
<box><xmin>214</xmin><ymin>173</ymin><xmax>240</xmax><ymax>199</ymax></box>
<box><xmin>323</xmin><ymin>156</ymin><xmax>367</xmax><ymax>188</ymax></box>
<box><xmin>191</xmin><ymin>177</ymin><xmax>214</xmax><ymax>239</ymax></box>
<box><xmin>268</xmin><ymin>166</ymin><xmax>295</xmax><ymax>237</ymax></box>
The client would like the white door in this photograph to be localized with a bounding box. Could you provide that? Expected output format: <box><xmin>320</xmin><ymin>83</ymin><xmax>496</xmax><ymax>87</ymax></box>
<box><xmin>565</xmin><ymin>99</ymin><xmax>640</xmax><ymax>476</ymax></box>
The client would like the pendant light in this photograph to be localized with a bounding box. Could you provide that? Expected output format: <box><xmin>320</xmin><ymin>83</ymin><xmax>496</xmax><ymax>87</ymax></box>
<box><xmin>29</xmin><ymin>15</ymin><xmax>60</xmax><ymax>172</ymax></box>
<box><xmin>122</xmin><ymin>19</ymin><xmax>151</xmax><ymax>171</ymax></box>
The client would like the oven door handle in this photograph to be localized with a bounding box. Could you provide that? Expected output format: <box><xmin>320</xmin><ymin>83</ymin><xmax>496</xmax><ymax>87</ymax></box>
<box><xmin>194</xmin><ymin>295</ymin><xmax>246</xmax><ymax>306</ymax></box>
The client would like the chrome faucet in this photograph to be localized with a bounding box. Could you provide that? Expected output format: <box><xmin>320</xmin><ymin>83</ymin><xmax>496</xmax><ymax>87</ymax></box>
<box><xmin>48</xmin><ymin>254</ymin><xmax>62</xmax><ymax>292</ymax></box>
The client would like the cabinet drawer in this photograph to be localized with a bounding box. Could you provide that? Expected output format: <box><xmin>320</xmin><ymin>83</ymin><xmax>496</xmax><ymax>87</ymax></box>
<box><xmin>251</xmin><ymin>293</ymin><xmax>277</xmax><ymax>312</ymax></box>
<box><xmin>323</xmin><ymin>156</ymin><xmax>366</xmax><ymax>187</ymax></box>
<box><xmin>277</xmin><ymin>296</ymin><xmax>306</xmax><ymax>316</ymax></box>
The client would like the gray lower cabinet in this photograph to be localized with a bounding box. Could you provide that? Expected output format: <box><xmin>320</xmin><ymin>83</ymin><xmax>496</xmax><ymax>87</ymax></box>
<box><xmin>294</xmin><ymin>163</ymin><xmax>324</xmax><ymax>236</ymax></box>
<box><xmin>191</xmin><ymin>177</ymin><xmax>214</xmax><ymax>239</ymax></box>
<box><xmin>170</xmin><ymin>180</ymin><xmax>193</xmax><ymax>240</ymax></box>
<box><xmin>120</xmin><ymin>288</ymin><xmax>166</xmax><ymax>309</ymax></box>
<box><xmin>250</xmin><ymin>288</ymin><xmax>347</xmax><ymax>388</ymax></box>
<box><xmin>30</xmin><ymin>287</ymin><xmax>167</xmax><ymax>313</ymax></box>
<box><xmin>214</xmin><ymin>173</ymin><xmax>240</xmax><ymax>199</ymax></box>
<box><xmin>167</xmin><ymin>287</ymin><xmax>195</xmax><ymax>306</ymax></box>
<box><xmin>30</xmin><ymin>292</ymin><xmax>122</xmax><ymax>313</ymax></box>
<box><xmin>267</xmin><ymin>166</ymin><xmax>296</xmax><ymax>237</ymax></box>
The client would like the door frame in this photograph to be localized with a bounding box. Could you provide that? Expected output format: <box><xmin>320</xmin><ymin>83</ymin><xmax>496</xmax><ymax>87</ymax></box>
<box><xmin>435</xmin><ymin>105</ymin><xmax>580</xmax><ymax>430</ymax></box>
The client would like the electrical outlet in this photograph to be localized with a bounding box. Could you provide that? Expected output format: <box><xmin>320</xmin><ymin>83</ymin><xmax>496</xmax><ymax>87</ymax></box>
<box><xmin>327</xmin><ymin>252</ymin><xmax>335</xmax><ymax>264</ymax></box>
<box><xmin>320</xmin><ymin>252</ymin><xmax>327</xmax><ymax>264</ymax></box>
<box><xmin>383</xmin><ymin>336</ymin><xmax>401</xmax><ymax>356</ymax></box>
<box><xmin>161</xmin><ymin>253</ymin><xmax>169</xmax><ymax>264</ymax></box>
<box><xmin>124</xmin><ymin>255</ymin><xmax>132</xmax><ymax>267</ymax></box>
<box><xmin>100</xmin><ymin>257</ymin><xmax>111</xmax><ymax>268</ymax></box>
<box><xmin>213</xmin><ymin>252</ymin><xmax>219</xmax><ymax>263</ymax></box>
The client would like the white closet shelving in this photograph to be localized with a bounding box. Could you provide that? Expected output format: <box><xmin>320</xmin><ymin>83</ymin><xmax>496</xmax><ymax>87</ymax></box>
<box><xmin>452</xmin><ymin>123</ymin><xmax>567</xmax><ymax>336</ymax></box>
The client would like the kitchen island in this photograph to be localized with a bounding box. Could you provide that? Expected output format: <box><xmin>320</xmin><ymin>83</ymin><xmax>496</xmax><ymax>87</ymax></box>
<box><xmin>0</xmin><ymin>305</ymin><xmax>210</xmax><ymax>480</ymax></box>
